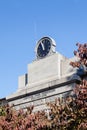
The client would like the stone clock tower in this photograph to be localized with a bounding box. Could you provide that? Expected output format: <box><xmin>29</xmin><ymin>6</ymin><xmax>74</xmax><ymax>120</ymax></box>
<box><xmin>6</xmin><ymin>37</ymin><xmax>80</xmax><ymax>111</ymax></box>
<box><xmin>28</xmin><ymin>37</ymin><xmax>62</xmax><ymax>88</ymax></box>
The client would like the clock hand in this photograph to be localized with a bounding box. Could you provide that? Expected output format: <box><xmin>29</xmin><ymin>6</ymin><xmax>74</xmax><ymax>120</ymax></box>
<box><xmin>41</xmin><ymin>42</ymin><xmax>45</xmax><ymax>50</ymax></box>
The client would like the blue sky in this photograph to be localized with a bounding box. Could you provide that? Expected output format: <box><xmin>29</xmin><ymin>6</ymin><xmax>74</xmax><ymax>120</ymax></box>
<box><xmin>0</xmin><ymin>0</ymin><xmax>87</xmax><ymax>98</ymax></box>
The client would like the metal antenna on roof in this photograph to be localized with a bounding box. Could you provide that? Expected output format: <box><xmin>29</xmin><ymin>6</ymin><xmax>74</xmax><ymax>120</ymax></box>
<box><xmin>34</xmin><ymin>22</ymin><xmax>38</xmax><ymax>45</ymax></box>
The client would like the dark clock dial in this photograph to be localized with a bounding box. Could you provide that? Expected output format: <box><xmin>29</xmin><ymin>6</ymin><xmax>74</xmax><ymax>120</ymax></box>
<box><xmin>37</xmin><ymin>38</ymin><xmax>51</xmax><ymax>58</ymax></box>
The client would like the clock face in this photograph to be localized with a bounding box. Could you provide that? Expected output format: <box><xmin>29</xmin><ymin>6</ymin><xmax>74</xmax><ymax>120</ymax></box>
<box><xmin>37</xmin><ymin>38</ymin><xmax>51</xmax><ymax>58</ymax></box>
